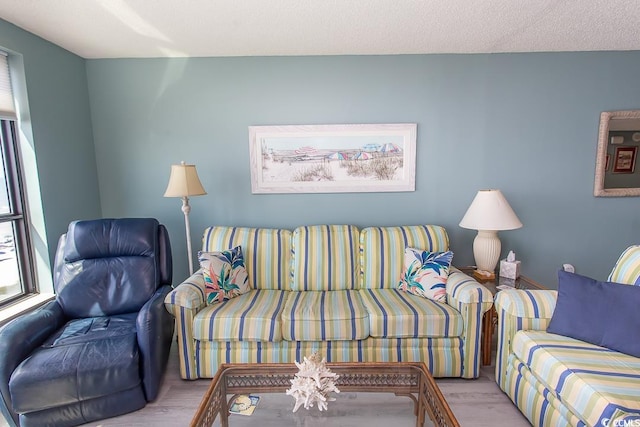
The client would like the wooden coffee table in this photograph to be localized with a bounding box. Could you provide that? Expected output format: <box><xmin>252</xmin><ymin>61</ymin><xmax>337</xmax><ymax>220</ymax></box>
<box><xmin>191</xmin><ymin>361</ymin><xmax>459</xmax><ymax>427</ymax></box>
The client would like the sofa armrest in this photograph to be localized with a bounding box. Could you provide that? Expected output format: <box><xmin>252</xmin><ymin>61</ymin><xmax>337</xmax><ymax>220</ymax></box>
<box><xmin>164</xmin><ymin>270</ymin><xmax>207</xmax><ymax>312</ymax></box>
<box><xmin>447</xmin><ymin>268</ymin><xmax>494</xmax><ymax>304</ymax></box>
<box><xmin>446</xmin><ymin>268</ymin><xmax>494</xmax><ymax>379</ymax></box>
<box><xmin>493</xmin><ymin>289</ymin><xmax>557</xmax><ymax>389</ymax></box>
<box><xmin>494</xmin><ymin>289</ymin><xmax>558</xmax><ymax>320</ymax></box>
<box><xmin>163</xmin><ymin>271</ymin><xmax>207</xmax><ymax>380</ymax></box>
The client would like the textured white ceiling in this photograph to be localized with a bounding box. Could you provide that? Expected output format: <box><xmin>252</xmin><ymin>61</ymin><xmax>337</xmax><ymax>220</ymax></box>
<box><xmin>0</xmin><ymin>0</ymin><xmax>639</xmax><ymax>59</ymax></box>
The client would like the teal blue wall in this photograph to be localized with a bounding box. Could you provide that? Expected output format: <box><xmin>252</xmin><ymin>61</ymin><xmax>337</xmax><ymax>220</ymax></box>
<box><xmin>0</xmin><ymin>19</ymin><xmax>101</xmax><ymax>264</ymax></box>
<box><xmin>2</xmin><ymin>17</ymin><xmax>639</xmax><ymax>288</ymax></box>
<box><xmin>85</xmin><ymin>54</ymin><xmax>640</xmax><ymax>286</ymax></box>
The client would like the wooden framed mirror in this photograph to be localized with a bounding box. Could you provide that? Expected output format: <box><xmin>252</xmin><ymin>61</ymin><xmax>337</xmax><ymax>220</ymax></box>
<box><xmin>594</xmin><ymin>110</ymin><xmax>640</xmax><ymax>197</ymax></box>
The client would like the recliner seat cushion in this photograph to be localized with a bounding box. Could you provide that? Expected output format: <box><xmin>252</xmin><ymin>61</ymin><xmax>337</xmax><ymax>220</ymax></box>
<box><xmin>9</xmin><ymin>314</ymin><xmax>141</xmax><ymax>413</ymax></box>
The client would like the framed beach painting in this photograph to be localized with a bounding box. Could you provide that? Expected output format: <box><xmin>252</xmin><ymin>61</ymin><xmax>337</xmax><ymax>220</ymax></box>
<box><xmin>248</xmin><ymin>123</ymin><xmax>417</xmax><ymax>194</ymax></box>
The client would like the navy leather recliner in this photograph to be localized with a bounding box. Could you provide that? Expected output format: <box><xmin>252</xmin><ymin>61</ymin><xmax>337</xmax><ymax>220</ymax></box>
<box><xmin>0</xmin><ymin>218</ymin><xmax>174</xmax><ymax>427</ymax></box>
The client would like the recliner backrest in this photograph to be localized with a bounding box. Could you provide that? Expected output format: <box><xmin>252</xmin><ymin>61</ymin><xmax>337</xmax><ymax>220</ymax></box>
<box><xmin>54</xmin><ymin>218</ymin><xmax>172</xmax><ymax>318</ymax></box>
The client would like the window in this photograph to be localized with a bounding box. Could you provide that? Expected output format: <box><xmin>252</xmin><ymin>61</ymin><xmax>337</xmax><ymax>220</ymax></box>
<box><xmin>0</xmin><ymin>52</ymin><xmax>35</xmax><ymax>305</ymax></box>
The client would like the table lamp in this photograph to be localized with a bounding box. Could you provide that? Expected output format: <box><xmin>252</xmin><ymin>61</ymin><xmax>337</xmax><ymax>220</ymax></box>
<box><xmin>164</xmin><ymin>161</ymin><xmax>207</xmax><ymax>275</ymax></box>
<box><xmin>459</xmin><ymin>189</ymin><xmax>522</xmax><ymax>279</ymax></box>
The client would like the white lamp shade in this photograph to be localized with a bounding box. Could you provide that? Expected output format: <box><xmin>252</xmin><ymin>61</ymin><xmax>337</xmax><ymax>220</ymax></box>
<box><xmin>163</xmin><ymin>162</ymin><xmax>207</xmax><ymax>197</ymax></box>
<box><xmin>459</xmin><ymin>189</ymin><xmax>522</xmax><ymax>231</ymax></box>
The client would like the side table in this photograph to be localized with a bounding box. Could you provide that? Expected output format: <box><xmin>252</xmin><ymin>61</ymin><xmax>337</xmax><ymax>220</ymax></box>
<box><xmin>457</xmin><ymin>267</ymin><xmax>548</xmax><ymax>366</ymax></box>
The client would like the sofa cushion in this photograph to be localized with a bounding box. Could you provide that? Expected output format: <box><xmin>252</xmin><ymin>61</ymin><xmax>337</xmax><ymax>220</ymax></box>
<box><xmin>281</xmin><ymin>290</ymin><xmax>370</xmax><ymax>341</ymax></box>
<box><xmin>512</xmin><ymin>330</ymin><xmax>640</xmax><ymax>427</ymax></box>
<box><xmin>608</xmin><ymin>245</ymin><xmax>640</xmax><ymax>285</ymax></box>
<box><xmin>547</xmin><ymin>270</ymin><xmax>640</xmax><ymax>358</ymax></box>
<box><xmin>398</xmin><ymin>247</ymin><xmax>453</xmax><ymax>302</ymax></box>
<box><xmin>202</xmin><ymin>226</ymin><xmax>292</xmax><ymax>290</ymax></box>
<box><xmin>290</xmin><ymin>225</ymin><xmax>359</xmax><ymax>291</ymax></box>
<box><xmin>360</xmin><ymin>225</ymin><xmax>449</xmax><ymax>289</ymax></box>
<box><xmin>192</xmin><ymin>290</ymin><xmax>287</xmax><ymax>342</ymax></box>
<box><xmin>198</xmin><ymin>247</ymin><xmax>250</xmax><ymax>304</ymax></box>
<box><xmin>10</xmin><ymin>314</ymin><xmax>141</xmax><ymax>413</ymax></box>
<box><xmin>358</xmin><ymin>288</ymin><xmax>463</xmax><ymax>338</ymax></box>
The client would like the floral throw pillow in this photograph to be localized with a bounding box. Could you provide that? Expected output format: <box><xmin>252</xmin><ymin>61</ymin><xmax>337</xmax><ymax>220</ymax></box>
<box><xmin>398</xmin><ymin>247</ymin><xmax>454</xmax><ymax>302</ymax></box>
<box><xmin>198</xmin><ymin>246</ymin><xmax>250</xmax><ymax>305</ymax></box>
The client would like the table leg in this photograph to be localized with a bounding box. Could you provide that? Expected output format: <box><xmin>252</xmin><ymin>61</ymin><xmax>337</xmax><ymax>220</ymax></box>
<box><xmin>481</xmin><ymin>309</ymin><xmax>494</xmax><ymax>366</ymax></box>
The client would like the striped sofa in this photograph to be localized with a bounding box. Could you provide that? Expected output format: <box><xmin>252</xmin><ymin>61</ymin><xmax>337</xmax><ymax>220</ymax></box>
<box><xmin>494</xmin><ymin>245</ymin><xmax>640</xmax><ymax>427</ymax></box>
<box><xmin>164</xmin><ymin>224</ymin><xmax>493</xmax><ymax>380</ymax></box>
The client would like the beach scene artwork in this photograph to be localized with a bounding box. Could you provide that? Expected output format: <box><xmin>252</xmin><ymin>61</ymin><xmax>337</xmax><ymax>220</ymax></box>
<box><xmin>249</xmin><ymin>124</ymin><xmax>416</xmax><ymax>193</ymax></box>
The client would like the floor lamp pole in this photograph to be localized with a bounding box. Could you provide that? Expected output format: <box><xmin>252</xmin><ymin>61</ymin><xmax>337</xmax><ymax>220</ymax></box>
<box><xmin>181</xmin><ymin>196</ymin><xmax>194</xmax><ymax>275</ymax></box>
<box><xmin>164</xmin><ymin>161</ymin><xmax>206</xmax><ymax>276</ymax></box>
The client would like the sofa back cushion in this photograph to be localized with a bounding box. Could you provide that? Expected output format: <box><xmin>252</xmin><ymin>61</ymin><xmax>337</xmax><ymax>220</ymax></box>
<box><xmin>608</xmin><ymin>245</ymin><xmax>640</xmax><ymax>285</ymax></box>
<box><xmin>290</xmin><ymin>225</ymin><xmax>360</xmax><ymax>291</ymax></box>
<box><xmin>360</xmin><ymin>225</ymin><xmax>449</xmax><ymax>289</ymax></box>
<box><xmin>202</xmin><ymin>227</ymin><xmax>292</xmax><ymax>290</ymax></box>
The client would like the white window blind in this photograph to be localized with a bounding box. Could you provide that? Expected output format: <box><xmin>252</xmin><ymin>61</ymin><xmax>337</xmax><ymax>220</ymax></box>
<box><xmin>0</xmin><ymin>52</ymin><xmax>16</xmax><ymax>119</ymax></box>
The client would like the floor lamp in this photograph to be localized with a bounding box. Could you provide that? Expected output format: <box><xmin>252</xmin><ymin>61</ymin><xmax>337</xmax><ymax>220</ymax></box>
<box><xmin>459</xmin><ymin>189</ymin><xmax>522</xmax><ymax>279</ymax></box>
<box><xmin>164</xmin><ymin>161</ymin><xmax>207</xmax><ymax>275</ymax></box>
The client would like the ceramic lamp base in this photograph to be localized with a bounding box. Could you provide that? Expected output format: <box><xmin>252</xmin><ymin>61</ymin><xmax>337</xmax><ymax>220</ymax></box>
<box><xmin>472</xmin><ymin>229</ymin><xmax>501</xmax><ymax>273</ymax></box>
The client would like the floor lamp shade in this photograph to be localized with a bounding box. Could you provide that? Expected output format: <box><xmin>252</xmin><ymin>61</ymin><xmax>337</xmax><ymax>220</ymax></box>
<box><xmin>459</xmin><ymin>189</ymin><xmax>522</xmax><ymax>273</ymax></box>
<box><xmin>164</xmin><ymin>161</ymin><xmax>206</xmax><ymax>275</ymax></box>
<box><xmin>163</xmin><ymin>162</ymin><xmax>207</xmax><ymax>198</ymax></box>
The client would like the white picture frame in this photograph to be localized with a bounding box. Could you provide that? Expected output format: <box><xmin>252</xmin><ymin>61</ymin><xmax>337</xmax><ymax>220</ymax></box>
<box><xmin>248</xmin><ymin>123</ymin><xmax>417</xmax><ymax>194</ymax></box>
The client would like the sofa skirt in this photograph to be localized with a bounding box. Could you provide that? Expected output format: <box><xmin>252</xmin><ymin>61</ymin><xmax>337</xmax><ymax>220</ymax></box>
<box><xmin>194</xmin><ymin>336</ymin><xmax>464</xmax><ymax>378</ymax></box>
<box><xmin>503</xmin><ymin>354</ymin><xmax>583</xmax><ymax>427</ymax></box>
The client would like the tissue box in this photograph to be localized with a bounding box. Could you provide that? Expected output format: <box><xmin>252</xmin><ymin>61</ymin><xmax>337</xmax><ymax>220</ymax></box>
<box><xmin>499</xmin><ymin>259</ymin><xmax>521</xmax><ymax>280</ymax></box>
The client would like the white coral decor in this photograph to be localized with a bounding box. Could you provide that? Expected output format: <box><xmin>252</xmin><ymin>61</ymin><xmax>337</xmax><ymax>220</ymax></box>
<box><xmin>286</xmin><ymin>352</ymin><xmax>340</xmax><ymax>412</ymax></box>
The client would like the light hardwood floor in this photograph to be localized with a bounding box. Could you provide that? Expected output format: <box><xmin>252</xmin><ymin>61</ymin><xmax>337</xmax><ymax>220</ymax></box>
<box><xmin>0</xmin><ymin>340</ymin><xmax>530</xmax><ymax>427</ymax></box>
<box><xmin>74</xmin><ymin>340</ymin><xmax>530</xmax><ymax>427</ymax></box>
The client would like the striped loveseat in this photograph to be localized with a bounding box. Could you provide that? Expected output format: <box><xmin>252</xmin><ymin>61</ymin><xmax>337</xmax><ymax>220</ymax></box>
<box><xmin>164</xmin><ymin>224</ymin><xmax>493</xmax><ymax>380</ymax></box>
<box><xmin>494</xmin><ymin>245</ymin><xmax>640</xmax><ymax>427</ymax></box>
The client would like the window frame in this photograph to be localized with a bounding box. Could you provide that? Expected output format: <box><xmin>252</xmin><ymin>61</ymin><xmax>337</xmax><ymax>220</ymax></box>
<box><xmin>0</xmin><ymin>118</ymin><xmax>36</xmax><ymax>305</ymax></box>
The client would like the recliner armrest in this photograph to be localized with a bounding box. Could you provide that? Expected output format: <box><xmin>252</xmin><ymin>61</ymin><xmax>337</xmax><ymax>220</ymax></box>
<box><xmin>137</xmin><ymin>285</ymin><xmax>174</xmax><ymax>402</ymax></box>
<box><xmin>0</xmin><ymin>300</ymin><xmax>66</xmax><ymax>426</ymax></box>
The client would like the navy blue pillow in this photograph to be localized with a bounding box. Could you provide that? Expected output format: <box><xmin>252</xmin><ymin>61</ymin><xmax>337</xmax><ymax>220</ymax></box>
<box><xmin>547</xmin><ymin>270</ymin><xmax>640</xmax><ymax>358</ymax></box>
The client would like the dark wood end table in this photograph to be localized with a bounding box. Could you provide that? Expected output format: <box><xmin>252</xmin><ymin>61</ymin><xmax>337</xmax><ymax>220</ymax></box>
<box><xmin>457</xmin><ymin>267</ymin><xmax>548</xmax><ymax>366</ymax></box>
